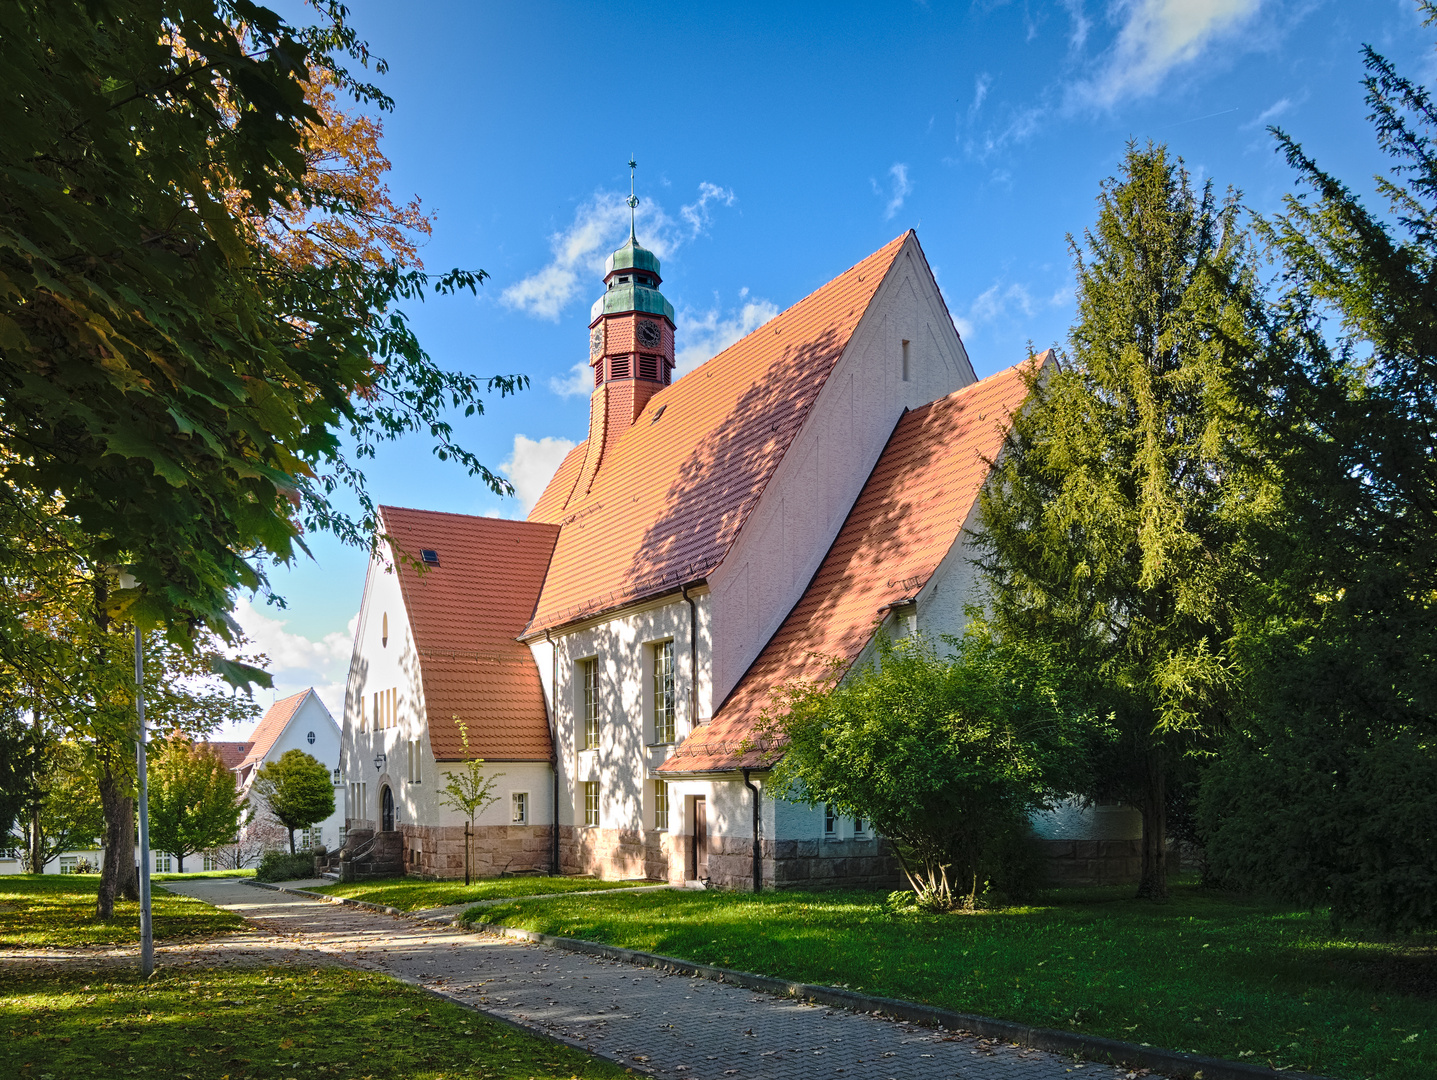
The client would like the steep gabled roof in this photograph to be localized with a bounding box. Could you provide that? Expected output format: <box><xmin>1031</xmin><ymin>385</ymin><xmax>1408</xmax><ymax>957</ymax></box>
<box><xmin>380</xmin><ymin>506</ymin><xmax>560</xmax><ymax>761</ymax></box>
<box><xmin>524</xmin><ymin>232</ymin><xmax>914</xmax><ymax>634</ymax></box>
<box><xmin>239</xmin><ymin>689</ymin><xmax>313</xmax><ymax>771</ymax></box>
<box><xmin>203</xmin><ymin>741</ymin><xmax>254</xmax><ymax>772</ymax></box>
<box><xmin>659</xmin><ymin>358</ymin><xmax>1039</xmax><ymax>775</ymax></box>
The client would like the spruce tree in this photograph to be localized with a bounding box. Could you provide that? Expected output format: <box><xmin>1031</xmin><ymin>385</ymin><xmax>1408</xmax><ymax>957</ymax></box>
<box><xmin>976</xmin><ymin>143</ymin><xmax>1270</xmax><ymax>900</ymax></box>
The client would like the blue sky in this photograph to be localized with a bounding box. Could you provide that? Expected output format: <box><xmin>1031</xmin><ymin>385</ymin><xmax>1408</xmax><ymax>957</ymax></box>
<box><xmin>233</xmin><ymin>0</ymin><xmax>1433</xmax><ymax>728</ymax></box>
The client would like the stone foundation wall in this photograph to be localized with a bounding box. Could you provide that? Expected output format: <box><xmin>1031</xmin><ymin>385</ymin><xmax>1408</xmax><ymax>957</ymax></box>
<box><xmin>766</xmin><ymin>838</ymin><xmax>904</xmax><ymax>891</ymax></box>
<box><xmin>1038</xmin><ymin>838</ymin><xmax>1180</xmax><ymax>886</ymax></box>
<box><xmin>558</xmin><ymin>825</ymin><xmax>673</xmax><ymax>882</ymax></box>
<box><xmin>401</xmin><ymin>824</ymin><xmax>554</xmax><ymax>879</ymax></box>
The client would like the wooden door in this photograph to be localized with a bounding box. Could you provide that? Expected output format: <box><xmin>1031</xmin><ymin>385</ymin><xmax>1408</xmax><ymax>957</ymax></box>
<box><xmin>691</xmin><ymin>797</ymin><xmax>708</xmax><ymax>880</ymax></box>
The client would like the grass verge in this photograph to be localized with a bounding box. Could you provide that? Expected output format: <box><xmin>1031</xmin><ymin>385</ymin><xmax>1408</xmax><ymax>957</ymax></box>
<box><xmin>154</xmin><ymin>869</ymin><xmax>257</xmax><ymax>881</ymax></box>
<box><xmin>0</xmin><ymin>961</ymin><xmax>628</xmax><ymax>1079</ymax></box>
<box><xmin>473</xmin><ymin>883</ymin><xmax>1435</xmax><ymax>1080</ymax></box>
<box><xmin>0</xmin><ymin>875</ymin><xmax>246</xmax><ymax>948</ymax></box>
<box><xmin>308</xmin><ymin>874</ymin><xmax>651</xmax><ymax>911</ymax></box>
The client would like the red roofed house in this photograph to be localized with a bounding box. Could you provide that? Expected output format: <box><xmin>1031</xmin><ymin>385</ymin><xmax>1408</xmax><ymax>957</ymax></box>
<box><xmin>340</xmin><ymin>227</ymin><xmax>1140</xmax><ymax>886</ymax></box>
<box><xmin>231</xmin><ymin>689</ymin><xmax>344</xmax><ymax>853</ymax></box>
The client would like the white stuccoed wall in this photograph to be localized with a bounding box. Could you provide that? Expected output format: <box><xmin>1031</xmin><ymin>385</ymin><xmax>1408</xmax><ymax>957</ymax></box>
<box><xmin>706</xmin><ymin>236</ymin><xmax>975</xmax><ymax>710</ymax></box>
<box><xmin>536</xmin><ymin>591</ymin><xmax>711</xmax><ymax>834</ymax></box>
<box><xmin>343</xmin><ymin>544</ymin><xmax>556</xmax><ymax>833</ymax></box>
<box><xmin>252</xmin><ymin>691</ymin><xmax>345</xmax><ymax>848</ymax></box>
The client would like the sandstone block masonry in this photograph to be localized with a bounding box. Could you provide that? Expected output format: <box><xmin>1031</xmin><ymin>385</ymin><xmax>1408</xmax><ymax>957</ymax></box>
<box><xmin>401</xmin><ymin>823</ymin><xmax>553</xmax><ymax>879</ymax></box>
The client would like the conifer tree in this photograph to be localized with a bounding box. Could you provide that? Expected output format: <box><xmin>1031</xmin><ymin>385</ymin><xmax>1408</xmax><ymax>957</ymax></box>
<box><xmin>976</xmin><ymin>143</ymin><xmax>1271</xmax><ymax>900</ymax></box>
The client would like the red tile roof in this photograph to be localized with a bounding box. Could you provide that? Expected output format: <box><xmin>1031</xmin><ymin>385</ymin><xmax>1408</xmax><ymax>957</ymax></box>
<box><xmin>380</xmin><ymin>506</ymin><xmax>560</xmax><ymax>761</ymax></box>
<box><xmin>203</xmin><ymin>741</ymin><xmax>254</xmax><ymax>771</ymax></box>
<box><xmin>239</xmin><ymin>689</ymin><xmax>312</xmax><ymax>771</ymax></box>
<box><xmin>659</xmin><ymin>357</ymin><xmax>1041</xmax><ymax>774</ymax></box>
<box><xmin>524</xmin><ymin>232</ymin><xmax>915</xmax><ymax>634</ymax></box>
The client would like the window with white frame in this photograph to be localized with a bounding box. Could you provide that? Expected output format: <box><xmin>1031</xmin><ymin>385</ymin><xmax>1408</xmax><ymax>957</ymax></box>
<box><xmin>155</xmin><ymin>852</ymin><xmax>173</xmax><ymax>873</ymax></box>
<box><xmin>299</xmin><ymin>827</ymin><xmax>323</xmax><ymax>850</ymax></box>
<box><xmin>202</xmin><ymin>852</ymin><xmax>220</xmax><ymax>872</ymax></box>
<box><xmin>854</xmin><ymin>815</ymin><xmax>867</xmax><ymax>836</ymax></box>
<box><xmin>59</xmin><ymin>855</ymin><xmax>78</xmax><ymax>873</ymax></box>
<box><xmin>824</xmin><ymin>804</ymin><xmax>837</xmax><ymax>837</ymax></box>
<box><xmin>653</xmin><ymin>780</ymin><xmax>669</xmax><ymax>831</ymax></box>
<box><xmin>583</xmin><ymin>781</ymin><xmax>600</xmax><ymax>828</ymax></box>
<box><xmin>580</xmin><ymin>657</ymin><xmax>599</xmax><ymax>750</ymax></box>
<box><xmin>652</xmin><ymin>639</ymin><xmax>676</xmax><ymax>744</ymax></box>
<box><xmin>512</xmin><ymin>792</ymin><xmax>528</xmax><ymax>824</ymax></box>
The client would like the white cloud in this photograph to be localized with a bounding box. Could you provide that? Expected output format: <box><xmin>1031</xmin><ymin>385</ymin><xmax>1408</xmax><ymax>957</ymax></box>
<box><xmin>504</xmin><ymin>181</ymin><xmax>737</xmax><ymax>321</ymax></box>
<box><xmin>549</xmin><ymin>361</ymin><xmax>593</xmax><ymax>398</ymax></box>
<box><xmin>229</xmin><ymin>598</ymin><xmax>356</xmax><ymax>732</ymax></box>
<box><xmin>681</xmin><ymin>182</ymin><xmax>736</xmax><ymax>234</ymax></box>
<box><xmin>1243</xmin><ymin>95</ymin><xmax>1293</xmax><ymax>129</ymax></box>
<box><xmin>952</xmin><ymin>279</ymin><xmax>1071</xmax><ymax>341</ymax></box>
<box><xmin>871</xmin><ymin>163</ymin><xmax>913</xmax><ymax>221</ymax></box>
<box><xmin>1076</xmin><ymin>0</ymin><xmax>1262</xmax><ymax>108</ymax></box>
<box><xmin>968</xmin><ymin>74</ymin><xmax>991</xmax><ymax>121</ymax></box>
<box><xmin>675</xmin><ymin>293</ymin><xmax>780</xmax><ymax>377</ymax></box>
<box><xmin>501</xmin><ymin>433</ymin><xmax>577</xmax><ymax>515</ymax></box>
<box><xmin>1061</xmin><ymin>0</ymin><xmax>1092</xmax><ymax>51</ymax></box>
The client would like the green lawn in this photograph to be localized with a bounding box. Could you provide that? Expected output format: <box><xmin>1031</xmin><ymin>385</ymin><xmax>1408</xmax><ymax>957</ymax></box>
<box><xmin>0</xmin><ymin>963</ymin><xmax>628</xmax><ymax>1080</ymax></box>
<box><xmin>309</xmin><ymin>874</ymin><xmax>653</xmax><ymax>911</ymax></box>
<box><xmin>0</xmin><ymin>875</ymin><xmax>246</xmax><ymax>948</ymax></box>
<box><xmin>472</xmin><ymin>883</ymin><xmax>1436</xmax><ymax>1080</ymax></box>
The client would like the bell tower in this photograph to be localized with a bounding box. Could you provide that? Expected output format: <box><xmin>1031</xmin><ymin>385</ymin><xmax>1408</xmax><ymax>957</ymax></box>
<box><xmin>575</xmin><ymin>160</ymin><xmax>676</xmax><ymax>495</ymax></box>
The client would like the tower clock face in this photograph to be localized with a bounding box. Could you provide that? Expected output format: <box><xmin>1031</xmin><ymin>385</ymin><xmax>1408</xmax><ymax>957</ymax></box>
<box><xmin>637</xmin><ymin>319</ymin><xmax>662</xmax><ymax>349</ymax></box>
<box><xmin>590</xmin><ymin>325</ymin><xmax>604</xmax><ymax>359</ymax></box>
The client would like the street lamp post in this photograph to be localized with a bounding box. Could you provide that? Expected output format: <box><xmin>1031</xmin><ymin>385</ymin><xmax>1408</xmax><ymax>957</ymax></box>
<box><xmin>134</xmin><ymin>621</ymin><xmax>154</xmax><ymax>976</ymax></box>
<box><xmin>116</xmin><ymin>571</ymin><xmax>153</xmax><ymax>977</ymax></box>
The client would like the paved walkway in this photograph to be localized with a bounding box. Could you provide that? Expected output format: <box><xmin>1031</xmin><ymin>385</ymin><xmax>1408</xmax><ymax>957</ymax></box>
<box><xmin>164</xmin><ymin>878</ymin><xmax>1150</xmax><ymax>1080</ymax></box>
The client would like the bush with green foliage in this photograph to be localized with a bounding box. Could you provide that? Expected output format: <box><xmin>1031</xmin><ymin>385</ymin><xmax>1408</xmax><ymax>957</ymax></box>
<box><xmin>147</xmin><ymin>740</ymin><xmax>247</xmax><ymax>873</ymax></box>
<box><xmin>255</xmin><ymin>850</ymin><xmax>319</xmax><ymax>883</ymax></box>
<box><xmin>762</xmin><ymin>634</ymin><xmax>1081</xmax><ymax>910</ymax></box>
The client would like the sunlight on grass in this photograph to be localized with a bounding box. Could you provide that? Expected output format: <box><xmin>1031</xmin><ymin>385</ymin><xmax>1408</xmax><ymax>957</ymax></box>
<box><xmin>474</xmin><ymin>883</ymin><xmax>1436</xmax><ymax>1080</ymax></box>
<box><xmin>309</xmin><ymin>874</ymin><xmax>650</xmax><ymax>911</ymax></box>
<box><xmin>0</xmin><ymin>963</ymin><xmax>626</xmax><ymax>1079</ymax></box>
<box><xmin>0</xmin><ymin>876</ymin><xmax>246</xmax><ymax>948</ymax></box>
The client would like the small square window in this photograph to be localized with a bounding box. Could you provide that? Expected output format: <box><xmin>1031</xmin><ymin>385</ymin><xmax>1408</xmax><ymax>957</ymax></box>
<box><xmin>59</xmin><ymin>855</ymin><xmax>78</xmax><ymax>874</ymax></box>
<box><xmin>584</xmin><ymin>781</ymin><xmax>600</xmax><ymax>828</ymax></box>
<box><xmin>512</xmin><ymin>792</ymin><xmax>529</xmax><ymax>825</ymax></box>
<box><xmin>155</xmin><ymin>852</ymin><xmax>173</xmax><ymax>873</ymax></box>
<box><xmin>420</xmin><ymin>549</ymin><xmax>440</xmax><ymax>565</ymax></box>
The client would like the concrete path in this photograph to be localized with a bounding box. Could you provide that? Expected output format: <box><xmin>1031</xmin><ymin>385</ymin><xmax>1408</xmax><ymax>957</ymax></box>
<box><xmin>163</xmin><ymin>878</ymin><xmax>1151</xmax><ymax>1080</ymax></box>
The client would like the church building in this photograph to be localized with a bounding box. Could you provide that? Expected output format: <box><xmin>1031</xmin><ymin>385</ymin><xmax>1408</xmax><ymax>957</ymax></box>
<box><xmin>338</xmin><ymin>226</ymin><xmax>1105</xmax><ymax>888</ymax></box>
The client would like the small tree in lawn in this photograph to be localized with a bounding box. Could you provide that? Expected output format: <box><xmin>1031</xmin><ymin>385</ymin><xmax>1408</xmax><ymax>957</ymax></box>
<box><xmin>437</xmin><ymin>721</ymin><xmax>502</xmax><ymax>886</ymax></box>
<box><xmin>148</xmin><ymin>739</ymin><xmax>247</xmax><ymax>873</ymax></box>
<box><xmin>761</xmin><ymin>634</ymin><xmax>1081</xmax><ymax>911</ymax></box>
<box><xmin>252</xmin><ymin>750</ymin><xmax>335</xmax><ymax>855</ymax></box>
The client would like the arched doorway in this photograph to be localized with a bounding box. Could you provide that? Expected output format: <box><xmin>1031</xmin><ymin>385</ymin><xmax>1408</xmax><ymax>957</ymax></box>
<box><xmin>381</xmin><ymin>785</ymin><xmax>395</xmax><ymax>832</ymax></box>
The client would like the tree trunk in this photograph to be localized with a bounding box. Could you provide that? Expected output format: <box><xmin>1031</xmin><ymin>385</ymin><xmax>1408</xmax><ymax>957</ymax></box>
<box><xmin>465</xmin><ymin>820</ymin><xmax>472</xmax><ymax>887</ymax></box>
<box><xmin>97</xmin><ymin>767</ymin><xmax>137</xmax><ymax>917</ymax></box>
<box><xmin>288</xmin><ymin>826</ymin><xmax>295</xmax><ymax>854</ymax></box>
<box><xmin>1135</xmin><ymin>745</ymin><xmax>1169</xmax><ymax>901</ymax></box>
<box><xmin>26</xmin><ymin>803</ymin><xmax>42</xmax><ymax>874</ymax></box>
<box><xmin>176</xmin><ymin>852</ymin><xmax>184</xmax><ymax>873</ymax></box>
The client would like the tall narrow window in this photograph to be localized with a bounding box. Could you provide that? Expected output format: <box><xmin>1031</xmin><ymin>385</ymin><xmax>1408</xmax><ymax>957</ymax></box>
<box><xmin>652</xmin><ymin>640</ymin><xmax>675</xmax><ymax>744</ymax></box>
<box><xmin>824</xmin><ymin>803</ymin><xmax>837</xmax><ymax>837</ymax></box>
<box><xmin>901</xmin><ymin>339</ymin><xmax>911</xmax><ymax>382</ymax></box>
<box><xmin>512</xmin><ymin>792</ymin><xmax>528</xmax><ymax>824</ymax></box>
<box><xmin>584</xmin><ymin>781</ymin><xmax>600</xmax><ymax>828</ymax></box>
<box><xmin>407</xmin><ymin>739</ymin><xmax>421</xmax><ymax>783</ymax></box>
<box><xmin>654</xmin><ymin>780</ymin><xmax>669</xmax><ymax>832</ymax></box>
<box><xmin>581</xmin><ymin>658</ymin><xmax>600</xmax><ymax>750</ymax></box>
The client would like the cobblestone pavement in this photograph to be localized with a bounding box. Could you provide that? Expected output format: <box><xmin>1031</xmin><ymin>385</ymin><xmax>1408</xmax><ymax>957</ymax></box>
<box><xmin>164</xmin><ymin>878</ymin><xmax>1153</xmax><ymax>1080</ymax></box>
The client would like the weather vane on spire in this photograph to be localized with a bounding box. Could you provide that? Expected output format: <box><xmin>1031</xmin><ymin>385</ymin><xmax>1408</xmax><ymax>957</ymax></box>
<box><xmin>626</xmin><ymin>156</ymin><xmax>639</xmax><ymax>240</ymax></box>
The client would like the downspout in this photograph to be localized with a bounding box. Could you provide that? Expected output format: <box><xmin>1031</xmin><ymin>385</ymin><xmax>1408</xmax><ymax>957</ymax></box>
<box><xmin>742</xmin><ymin>768</ymin><xmax>761</xmax><ymax>892</ymax></box>
<box><xmin>679</xmin><ymin>583</ymin><xmax>699</xmax><ymax>724</ymax></box>
<box><xmin>544</xmin><ymin>628</ymin><xmax>560</xmax><ymax>876</ymax></box>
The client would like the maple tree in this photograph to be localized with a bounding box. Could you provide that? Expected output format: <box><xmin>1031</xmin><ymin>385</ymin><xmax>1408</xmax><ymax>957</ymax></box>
<box><xmin>0</xmin><ymin>0</ymin><xmax>522</xmax><ymax>655</ymax></box>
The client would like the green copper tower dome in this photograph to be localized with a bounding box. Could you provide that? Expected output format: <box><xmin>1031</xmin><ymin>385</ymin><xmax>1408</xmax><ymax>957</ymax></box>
<box><xmin>591</xmin><ymin>169</ymin><xmax>675</xmax><ymax>324</ymax></box>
